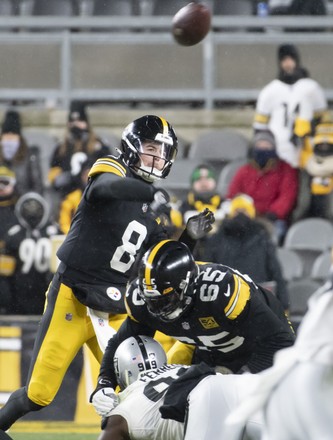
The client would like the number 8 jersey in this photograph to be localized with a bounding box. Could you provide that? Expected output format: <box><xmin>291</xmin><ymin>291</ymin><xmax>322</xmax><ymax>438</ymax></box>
<box><xmin>57</xmin><ymin>155</ymin><xmax>168</xmax><ymax>313</ymax></box>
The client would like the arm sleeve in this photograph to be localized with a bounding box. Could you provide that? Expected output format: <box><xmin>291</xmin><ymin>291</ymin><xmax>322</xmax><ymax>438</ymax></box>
<box><xmin>86</xmin><ymin>173</ymin><xmax>155</xmax><ymax>202</ymax></box>
<box><xmin>238</xmin><ymin>293</ymin><xmax>295</xmax><ymax>373</ymax></box>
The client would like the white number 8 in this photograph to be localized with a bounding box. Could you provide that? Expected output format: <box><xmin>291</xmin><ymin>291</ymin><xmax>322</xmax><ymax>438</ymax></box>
<box><xmin>110</xmin><ymin>220</ymin><xmax>147</xmax><ymax>273</ymax></box>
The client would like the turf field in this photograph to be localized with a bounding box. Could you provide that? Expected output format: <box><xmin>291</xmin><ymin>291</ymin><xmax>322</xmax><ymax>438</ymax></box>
<box><xmin>8</xmin><ymin>422</ymin><xmax>100</xmax><ymax>440</ymax></box>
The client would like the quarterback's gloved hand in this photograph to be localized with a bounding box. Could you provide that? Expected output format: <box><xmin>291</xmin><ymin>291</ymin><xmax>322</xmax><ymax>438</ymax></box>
<box><xmin>186</xmin><ymin>208</ymin><xmax>215</xmax><ymax>239</ymax></box>
<box><xmin>149</xmin><ymin>188</ymin><xmax>170</xmax><ymax>217</ymax></box>
<box><xmin>90</xmin><ymin>378</ymin><xmax>119</xmax><ymax>417</ymax></box>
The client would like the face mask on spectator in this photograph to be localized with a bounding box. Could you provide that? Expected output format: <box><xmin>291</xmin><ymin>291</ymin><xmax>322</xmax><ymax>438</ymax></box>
<box><xmin>70</xmin><ymin>126</ymin><xmax>89</xmax><ymax>142</ymax></box>
<box><xmin>2</xmin><ymin>139</ymin><xmax>20</xmax><ymax>160</ymax></box>
<box><xmin>252</xmin><ymin>148</ymin><xmax>278</xmax><ymax>169</ymax></box>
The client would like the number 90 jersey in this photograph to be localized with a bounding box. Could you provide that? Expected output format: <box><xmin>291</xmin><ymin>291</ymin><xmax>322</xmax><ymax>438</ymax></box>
<box><xmin>125</xmin><ymin>262</ymin><xmax>295</xmax><ymax>373</ymax></box>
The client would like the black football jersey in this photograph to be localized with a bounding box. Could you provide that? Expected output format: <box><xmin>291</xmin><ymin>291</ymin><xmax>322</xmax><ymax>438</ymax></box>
<box><xmin>101</xmin><ymin>262</ymin><xmax>295</xmax><ymax>384</ymax></box>
<box><xmin>57</xmin><ymin>155</ymin><xmax>168</xmax><ymax>313</ymax></box>
<box><xmin>4</xmin><ymin>223</ymin><xmax>57</xmax><ymax>314</ymax></box>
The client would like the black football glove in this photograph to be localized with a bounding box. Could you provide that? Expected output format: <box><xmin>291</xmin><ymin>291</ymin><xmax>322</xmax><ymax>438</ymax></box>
<box><xmin>148</xmin><ymin>188</ymin><xmax>170</xmax><ymax>217</ymax></box>
<box><xmin>186</xmin><ymin>208</ymin><xmax>215</xmax><ymax>239</ymax></box>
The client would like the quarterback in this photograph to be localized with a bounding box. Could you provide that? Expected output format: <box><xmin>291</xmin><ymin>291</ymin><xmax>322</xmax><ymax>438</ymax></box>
<box><xmin>0</xmin><ymin>115</ymin><xmax>214</xmax><ymax>431</ymax></box>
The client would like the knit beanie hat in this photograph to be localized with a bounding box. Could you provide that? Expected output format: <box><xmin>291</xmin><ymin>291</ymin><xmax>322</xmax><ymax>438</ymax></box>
<box><xmin>1</xmin><ymin>110</ymin><xmax>21</xmax><ymax>135</ymax></box>
<box><xmin>229</xmin><ymin>194</ymin><xmax>256</xmax><ymax>219</ymax></box>
<box><xmin>68</xmin><ymin>101</ymin><xmax>89</xmax><ymax>123</ymax></box>
<box><xmin>190</xmin><ymin>164</ymin><xmax>217</xmax><ymax>184</ymax></box>
<box><xmin>277</xmin><ymin>44</ymin><xmax>300</xmax><ymax>65</ymax></box>
<box><xmin>0</xmin><ymin>165</ymin><xmax>16</xmax><ymax>180</ymax></box>
<box><xmin>253</xmin><ymin>130</ymin><xmax>276</xmax><ymax>149</ymax></box>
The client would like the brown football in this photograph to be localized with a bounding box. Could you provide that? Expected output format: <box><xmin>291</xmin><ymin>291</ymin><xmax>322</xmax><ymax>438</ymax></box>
<box><xmin>172</xmin><ymin>2</ymin><xmax>212</xmax><ymax>47</ymax></box>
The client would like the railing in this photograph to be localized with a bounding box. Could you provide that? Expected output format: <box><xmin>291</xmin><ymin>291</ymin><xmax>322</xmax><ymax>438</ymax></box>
<box><xmin>0</xmin><ymin>15</ymin><xmax>332</xmax><ymax>109</ymax></box>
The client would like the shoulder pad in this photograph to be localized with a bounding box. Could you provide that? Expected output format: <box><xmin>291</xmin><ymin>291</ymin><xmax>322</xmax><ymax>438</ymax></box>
<box><xmin>89</xmin><ymin>156</ymin><xmax>127</xmax><ymax>178</ymax></box>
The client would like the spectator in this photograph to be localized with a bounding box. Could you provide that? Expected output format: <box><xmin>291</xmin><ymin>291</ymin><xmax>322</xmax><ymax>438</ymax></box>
<box><xmin>0</xmin><ymin>166</ymin><xmax>18</xmax><ymax>314</ymax></box>
<box><xmin>269</xmin><ymin>0</ymin><xmax>326</xmax><ymax>16</ymax></box>
<box><xmin>226</xmin><ymin>130</ymin><xmax>298</xmax><ymax>244</ymax></box>
<box><xmin>176</xmin><ymin>163</ymin><xmax>223</xmax><ymax>226</ymax></box>
<box><xmin>58</xmin><ymin>158</ymin><xmax>94</xmax><ymax>234</ymax></box>
<box><xmin>172</xmin><ymin>163</ymin><xmax>225</xmax><ymax>257</ymax></box>
<box><xmin>201</xmin><ymin>194</ymin><xmax>290</xmax><ymax>311</ymax></box>
<box><xmin>253</xmin><ymin>44</ymin><xmax>328</xmax><ymax>168</ymax></box>
<box><xmin>1</xmin><ymin>192</ymin><xmax>58</xmax><ymax>315</ymax></box>
<box><xmin>0</xmin><ymin>109</ymin><xmax>44</xmax><ymax>195</ymax></box>
<box><xmin>305</xmin><ymin>119</ymin><xmax>333</xmax><ymax>219</ymax></box>
<box><xmin>48</xmin><ymin>101</ymin><xmax>111</xmax><ymax>195</ymax></box>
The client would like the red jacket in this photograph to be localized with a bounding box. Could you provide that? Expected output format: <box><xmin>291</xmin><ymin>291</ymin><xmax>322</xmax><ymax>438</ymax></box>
<box><xmin>226</xmin><ymin>160</ymin><xmax>299</xmax><ymax>220</ymax></box>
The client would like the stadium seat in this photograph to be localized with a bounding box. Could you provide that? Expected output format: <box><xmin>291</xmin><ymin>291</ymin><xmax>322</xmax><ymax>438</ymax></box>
<box><xmin>284</xmin><ymin>218</ymin><xmax>333</xmax><ymax>276</ymax></box>
<box><xmin>288</xmin><ymin>279</ymin><xmax>321</xmax><ymax>326</ymax></box>
<box><xmin>310</xmin><ymin>250</ymin><xmax>332</xmax><ymax>282</ymax></box>
<box><xmin>216</xmin><ymin>158</ymin><xmax>247</xmax><ymax>198</ymax></box>
<box><xmin>276</xmin><ymin>247</ymin><xmax>304</xmax><ymax>282</ymax></box>
<box><xmin>148</xmin><ymin>0</ymin><xmax>189</xmax><ymax>15</ymax></box>
<box><xmin>0</xmin><ymin>0</ymin><xmax>15</xmax><ymax>15</ymax></box>
<box><xmin>24</xmin><ymin>130</ymin><xmax>58</xmax><ymax>185</ymax></box>
<box><xmin>18</xmin><ymin>0</ymin><xmax>34</xmax><ymax>16</ymax></box>
<box><xmin>214</xmin><ymin>0</ymin><xmax>253</xmax><ymax>15</ymax></box>
<box><xmin>32</xmin><ymin>0</ymin><xmax>75</xmax><ymax>16</ymax></box>
<box><xmin>92</xmin><ymin>0</ymin><xmax>133</xmax><ymax>16</ymax></box>
<box><xmin>188</xmin><ymin>129</ymin><xmax>249</xmax><ymax>169</ymax></box>
<box><xmin>154</xmin><ymin>158</ymin><xmax>204</xmax><ymax>199</ymax></box>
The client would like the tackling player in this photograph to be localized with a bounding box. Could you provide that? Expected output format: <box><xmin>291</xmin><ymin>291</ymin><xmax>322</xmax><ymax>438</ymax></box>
<box><xmin>91</xmin><ymin>239</ymin><xmax>295</xmax><ymax>416</ymax></box>
<box><xmin>0</xmin><ymin>115</ymin><xmax>214</xmax><ymax>431</ymax></box>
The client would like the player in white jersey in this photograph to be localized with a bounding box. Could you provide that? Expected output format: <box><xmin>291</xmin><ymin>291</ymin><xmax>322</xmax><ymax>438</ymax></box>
<box><xmin>254</xmin><ymin>44</ymin><xmax>327</xmax><ymax>168</ymax></box>
<box><xmin>225</xmin><ymin>275</ymin><xmax>333</xmax><ymax>440</ymax></box>
<box><xmin>95</xmin><ymin>336</ymin><xmax>262</xmax><ymax>440</ymax></box>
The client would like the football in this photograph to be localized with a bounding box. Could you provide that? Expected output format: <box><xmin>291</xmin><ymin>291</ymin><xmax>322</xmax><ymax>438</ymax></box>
<box><xmin>172</xmin><ymin>2</ymin><xmax>212</xmax><ymax>47</ymax></box>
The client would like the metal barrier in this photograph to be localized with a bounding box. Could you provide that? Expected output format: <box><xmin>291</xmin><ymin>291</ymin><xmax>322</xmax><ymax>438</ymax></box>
<box><xmin>0</xmin><ymin>15</ymin><xmax>332</xmax><ymax>108</ymax></box>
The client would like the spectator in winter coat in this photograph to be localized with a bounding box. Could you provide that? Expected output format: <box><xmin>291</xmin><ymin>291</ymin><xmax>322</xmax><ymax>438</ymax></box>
<box><xmin>0</xmin><ymin>110</ymin><xmax>44</xmax><ymax>196</ymax></box>
<box><xmin>201</xmin><ymin>194</ymin><xmax>290</xmax><ymax>311</ymax></box>
<box><xmin>226</xmin><ymin>130</ymin><xmax>299</xmax><ymax>244</ymax></box>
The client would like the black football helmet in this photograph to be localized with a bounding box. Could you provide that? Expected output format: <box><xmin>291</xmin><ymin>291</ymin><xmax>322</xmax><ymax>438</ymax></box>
<box><xmin>138</xmin><ymin>240</ymin><xmax>197</xmax><ymax>322</ymax></box>
<box><xmin>121</xmin><ymin>115</ymin><xmax>178</xmax><ymax>183</ymax></box>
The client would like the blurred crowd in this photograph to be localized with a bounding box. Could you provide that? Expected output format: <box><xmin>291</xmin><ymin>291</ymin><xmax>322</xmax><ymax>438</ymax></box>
<box><xmin>0</xmin><ymin>42</ymin><xmax>333</xmax><ymax>318</ymax></box>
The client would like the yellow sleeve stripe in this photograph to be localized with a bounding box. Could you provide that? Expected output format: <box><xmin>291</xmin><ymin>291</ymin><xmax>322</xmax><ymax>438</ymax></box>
<box><xmin>224</xmin><ymin>275</ymin><xmax>250</xmax><ymax>320</ymax></box>
<box><xmin>254</xmin><ymin>113</ymin><xmax>270</xmax><ymax>124</ymax></box>
<box><xmin>88</xmin><ymin>158</ymin><xmax>126</xmax><ymax>178</ymax></box>
<box><xmin>124</xmin><ymin>296</ymin><xmax>140</xmax><ymax>323</ymax></box>
<box><xmin>144</xmin><ymin>239</ymin><xmax>171</xmax><ymax>288</ymax></box>
<box><xmin>0</xmin><ymin>255</ymin><xmax>16</xmax><ymax>276</ymax></box>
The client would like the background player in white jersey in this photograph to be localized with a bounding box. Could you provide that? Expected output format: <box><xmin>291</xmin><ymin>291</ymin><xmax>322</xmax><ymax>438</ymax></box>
<box><xmin>225</xmin><ymin>271</ymin><xmax>333</xmax><ymax>440</ymax></box>
<box><xmin>253</xmin><ymin>43</ymin><xmax>327</xmax><ymax>168</ymax></box>
<box><xmin>97</xmin><ymin>335</ymin><xmax>262</xmax><ymax>440</ymax></box>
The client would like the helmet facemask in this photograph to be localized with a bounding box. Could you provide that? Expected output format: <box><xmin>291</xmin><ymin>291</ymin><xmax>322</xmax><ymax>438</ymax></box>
<box><xmin>121</xmin><ymin>115</ymin><xmax>178</xmax><ymax>183</ymax></box>
<box><xmin>141</xmin><ymin>269</ymin><xmax>194</xmax><ymax>322</ymax></box>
